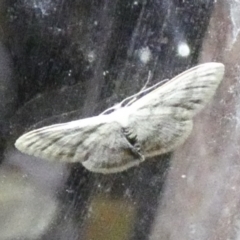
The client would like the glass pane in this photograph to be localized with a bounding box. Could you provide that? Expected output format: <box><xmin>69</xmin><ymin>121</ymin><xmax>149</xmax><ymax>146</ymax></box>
<box><xmin>0</xmin><ymin>1</ymin><xmax>236</xmax><ymax>239</ymax></box>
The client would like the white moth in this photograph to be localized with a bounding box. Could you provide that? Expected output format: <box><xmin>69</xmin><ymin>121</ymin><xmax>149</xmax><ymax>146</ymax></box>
<box><xmin>15</xmin><ymin>62</ymin><xmax>225</xmax><ymax>174</ymax></box>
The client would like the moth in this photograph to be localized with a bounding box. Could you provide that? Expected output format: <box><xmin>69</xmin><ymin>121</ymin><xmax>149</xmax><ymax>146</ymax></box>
<box><xmin>15</xmin><ymin>62</ymin><xmax>225</xmax><ymax>174</ymax></box>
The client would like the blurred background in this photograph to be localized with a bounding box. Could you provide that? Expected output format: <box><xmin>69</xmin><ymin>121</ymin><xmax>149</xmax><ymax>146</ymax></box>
<box><xmin>0</xmin><ymin>0</ymin><xmax>238</xmax><ymax>239</ymax></box>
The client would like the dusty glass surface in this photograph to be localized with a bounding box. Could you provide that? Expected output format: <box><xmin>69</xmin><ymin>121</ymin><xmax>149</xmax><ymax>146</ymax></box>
<box><xmin>0</xmin><ymin>0</ymin><xmax>238</xmax><ymax>239</ymax></box>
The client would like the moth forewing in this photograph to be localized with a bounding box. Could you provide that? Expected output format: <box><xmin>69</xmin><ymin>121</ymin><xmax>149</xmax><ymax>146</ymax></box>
<box><xmin>15</xmin><ymin>112</ymin><xmax>145</xmax><ymax>173</ymax></box>
<box><xmin>15</xmin><ymin>116</ymin><xmax>106</xmax><ymax>162</ymax></box>
<box><xmin>126</xmin><ymin>62</ymin><xmax>224</xmax><ymax>159</ymax></box>
<box><xmin>129</xmin><ymin>62</ymin><xmax>224</xmax><ymax>118</ymax></box>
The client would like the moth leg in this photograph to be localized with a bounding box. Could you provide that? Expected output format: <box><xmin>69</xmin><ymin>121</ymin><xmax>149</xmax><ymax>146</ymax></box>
<box><xmin>99</xmin><ymin>91</ymin><xmax>147</xmax><ymax>115</ymax></box>
<box><xmin>100</xmin><ymin>104</ymin><xmax>120</xmax><ymax>115</ymax></box>
<box><xmin>100</xmin><ymin>92</ymin><xmax>146</xmax><ymax>115</ymax></box>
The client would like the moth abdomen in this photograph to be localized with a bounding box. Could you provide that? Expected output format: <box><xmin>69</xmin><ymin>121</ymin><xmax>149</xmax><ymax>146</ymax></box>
<box><xmin>122</xmin><ymin>127</ymin><xmax>137</xmax><ymax>144</ymax></box>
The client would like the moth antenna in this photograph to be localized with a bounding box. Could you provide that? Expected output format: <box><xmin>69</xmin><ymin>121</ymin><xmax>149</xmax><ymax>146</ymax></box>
<box><xmin>125</xmin><ymin>78</ymin><xmax>169</xmax><ymax>106</ymax></box>
<box><xmin>140</xmin><ymin>70</ymin><xmax>153</xmax><ymax>91</ymax></box>
<box><xmin>101</xmin><ymin>72</ymin><xmax>170</xmax><ymax>115</ymax></box>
